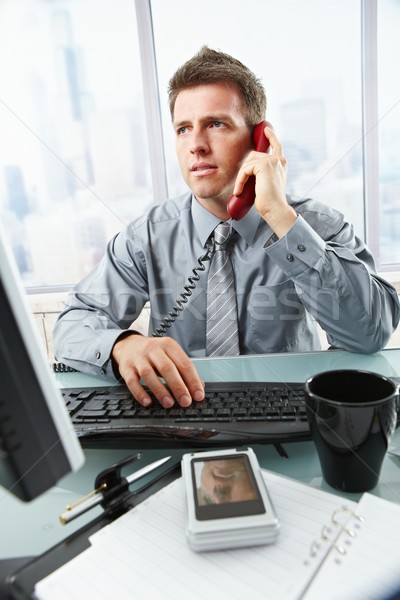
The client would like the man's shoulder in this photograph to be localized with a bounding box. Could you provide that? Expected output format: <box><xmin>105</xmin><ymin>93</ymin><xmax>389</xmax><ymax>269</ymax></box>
<box><xmin>129</xmin><ymin>192</ymin><xmax>192</xmax><ymax>231</ymax></box>
<box><xmin>288</xmin><ymin>194</ymin><xmax>346</xmax><ymax>230</ymax></box>
<box><xmin>288</xmin><ymin>194</ymin><xmax>341</xmax><ymax>216</ymax></box>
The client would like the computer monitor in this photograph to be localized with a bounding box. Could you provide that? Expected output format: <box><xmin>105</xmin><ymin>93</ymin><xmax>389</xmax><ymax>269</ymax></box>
<box><xmin>0</xmin><ymin>225</ymin><xmax>84</xmax><ymax>501</ymax></box>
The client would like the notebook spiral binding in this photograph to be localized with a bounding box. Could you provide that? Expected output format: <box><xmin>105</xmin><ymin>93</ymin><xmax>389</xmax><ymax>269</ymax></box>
<box><xmin>306</xmin><ymin>505</ymin><xmax>365</xmax><ymax>565</ymax></box>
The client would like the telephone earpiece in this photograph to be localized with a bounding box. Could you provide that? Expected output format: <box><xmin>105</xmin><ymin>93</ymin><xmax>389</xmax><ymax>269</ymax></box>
<box><xmin>227</xmin><ymin>120</ymin><xmax>271</xmax><ymax>221</ymax></box>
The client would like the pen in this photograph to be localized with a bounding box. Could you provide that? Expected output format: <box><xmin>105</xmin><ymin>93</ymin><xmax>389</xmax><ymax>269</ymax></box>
<box><xmin>60</xmin><ymin>456</ymin><xmax>171</xmax><ymax>525</ymax></box>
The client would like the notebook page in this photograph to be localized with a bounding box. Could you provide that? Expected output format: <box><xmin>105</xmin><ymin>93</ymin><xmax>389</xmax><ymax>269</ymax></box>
<box><xmin>34</xmin><ymin>471</ymin><xmax>358</xmax><ymax>600</ymax></box>
<box><xmin>299</xmin><ymin>493</ymin><xmax>400</xmax><ymax>600</ymax></box>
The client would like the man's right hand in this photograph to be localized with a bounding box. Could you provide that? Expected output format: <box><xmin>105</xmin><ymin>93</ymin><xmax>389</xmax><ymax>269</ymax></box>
<box><xmin>111</xmin><ymin>334</ymin><xmax>205</xmax><ymax>408</ymax></box>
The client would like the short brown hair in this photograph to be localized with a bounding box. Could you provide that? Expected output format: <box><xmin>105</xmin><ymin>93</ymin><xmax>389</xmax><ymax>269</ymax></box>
<box><xmin>167</xmin><ymin>46</ymin><xmax>267</xmax><ymax>128</ymax></box>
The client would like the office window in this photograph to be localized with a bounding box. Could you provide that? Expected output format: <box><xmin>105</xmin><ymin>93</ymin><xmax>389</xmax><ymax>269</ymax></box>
<box><xmin>1</xmin><ymin>0</ymin><xmax>399</xmax><ymax>292</ymax></box>
<box><xmin>378</xmin><ymin>0</ymin><xmax>400</xmax><ymax>267</ymax></box>
<box><xmin>0</xmin><ymin>0</ymin><xmax>153</xmax><ymax>288</ymax></box>
<box><xmin>151</xmin><ymin>0</ymin><xmax>364</xmax><ymax>237</ymax></box>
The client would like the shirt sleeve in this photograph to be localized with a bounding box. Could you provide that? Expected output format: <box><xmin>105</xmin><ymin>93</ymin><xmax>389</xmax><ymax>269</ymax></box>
<box><xmin>264</xmin><ymin>214</ymin><xmax>400</xmax><ymax>353</ymax></box>
<box><xmin>53</xmin><ymin>228</ymin><xmax>149</xmax><ymax>380</ymax></box>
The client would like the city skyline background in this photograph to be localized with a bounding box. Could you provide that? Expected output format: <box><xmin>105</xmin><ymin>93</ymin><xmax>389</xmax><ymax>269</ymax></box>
<box><xmin>0</xmin><ymin>0</ymin><xmax>399</xmax><ymax>288</ymax></box>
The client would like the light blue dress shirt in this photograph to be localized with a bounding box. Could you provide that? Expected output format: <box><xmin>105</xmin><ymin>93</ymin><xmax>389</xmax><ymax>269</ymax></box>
<box><xmin>53</xmin><ymin>193</ymin><xmax>400</xmax><ymax>380</ymax></box>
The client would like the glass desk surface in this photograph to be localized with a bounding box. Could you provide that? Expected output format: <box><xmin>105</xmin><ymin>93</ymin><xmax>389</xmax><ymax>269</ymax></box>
<box><xmin>1</xmin><ymin>349</ymin><xmax>400</xmax><ymax>560</ymax></box>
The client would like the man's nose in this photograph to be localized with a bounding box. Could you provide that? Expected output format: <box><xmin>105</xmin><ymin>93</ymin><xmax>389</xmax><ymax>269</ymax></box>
<box><xmin>190</xmin><ymin>129</ymin><xmax>209</xmax><ymax>154</ymax></box>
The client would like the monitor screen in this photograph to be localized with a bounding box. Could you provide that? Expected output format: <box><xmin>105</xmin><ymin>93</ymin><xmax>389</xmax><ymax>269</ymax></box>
<box><xmin>0</xmin><ymin>225</ymin><xmax>84</xmax><ymax>501</ymax></box>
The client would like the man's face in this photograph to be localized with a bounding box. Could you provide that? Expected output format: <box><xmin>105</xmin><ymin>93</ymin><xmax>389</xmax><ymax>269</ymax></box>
<box><xmin>173</xmin><ymin>82</ymin><xmax>252</xmax><ymax>217</ymax></box>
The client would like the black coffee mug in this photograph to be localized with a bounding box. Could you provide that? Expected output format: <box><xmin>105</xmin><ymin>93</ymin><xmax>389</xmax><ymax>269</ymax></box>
<box><xmin>304</xmin><ymin>370</ymin><xmax>399</xmax><ymax>493</ymax></box>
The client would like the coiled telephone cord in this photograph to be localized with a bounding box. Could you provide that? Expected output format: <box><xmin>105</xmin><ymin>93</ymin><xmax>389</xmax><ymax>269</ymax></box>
<box><xmin>152</xmin><ymin>240</ymin><xmax>215</xmax><ymax>337</ymax></box>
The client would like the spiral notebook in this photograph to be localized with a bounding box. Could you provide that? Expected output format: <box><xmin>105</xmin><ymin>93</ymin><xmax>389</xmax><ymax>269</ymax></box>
<box><xmin>34</xmin><ymin>470</ymin><xmax>400</xmax><ymax>600</ymax></box>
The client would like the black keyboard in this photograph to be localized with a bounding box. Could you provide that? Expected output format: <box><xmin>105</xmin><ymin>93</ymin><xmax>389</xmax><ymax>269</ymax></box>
<box><xmin>61</xmin><ymin>381</ymin><xmax>310</xmax><ymax>448</ymax></box>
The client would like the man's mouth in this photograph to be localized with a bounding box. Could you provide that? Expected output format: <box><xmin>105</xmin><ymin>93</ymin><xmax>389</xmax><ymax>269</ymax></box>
<box><xmin>190</xmin><ymin>162</ymin><xmax>217</xmax><ymax>175</ymax></box>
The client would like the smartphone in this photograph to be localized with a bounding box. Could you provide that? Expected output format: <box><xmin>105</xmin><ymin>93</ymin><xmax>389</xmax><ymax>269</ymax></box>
<box><xmin>227</xmin><ymin>120</ymin><xmax>271</xmax><ymax>221</ymax></box>
<box><xmin>182</xmin><ymin>447</ymin><xmax>280</xmax><ymax>552</ymax></box>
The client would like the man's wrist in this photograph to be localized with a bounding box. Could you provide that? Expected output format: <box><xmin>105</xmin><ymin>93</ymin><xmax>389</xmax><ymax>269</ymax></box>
<box><xmin>111</xmin><ymin>330</ymin><xmax>143</xmax><ymax>378</ymax></box>
<box><xmin>269</xmin><ymin>206</ymin><xmax>297</xmax><ymax>238</ymax></box>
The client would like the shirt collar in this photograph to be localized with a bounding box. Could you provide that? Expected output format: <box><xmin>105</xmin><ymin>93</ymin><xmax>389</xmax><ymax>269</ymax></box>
<box><xmin>191</xmin><ymin>195</ymin><xmax>262</xmax><ymax>247</ymax></box>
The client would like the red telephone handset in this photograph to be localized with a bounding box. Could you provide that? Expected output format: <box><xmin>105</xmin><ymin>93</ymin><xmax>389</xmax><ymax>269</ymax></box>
<box><xmin>227</xmin><ymin>120</ymin><xmax>271</xmax><ymax>220</ymax></box>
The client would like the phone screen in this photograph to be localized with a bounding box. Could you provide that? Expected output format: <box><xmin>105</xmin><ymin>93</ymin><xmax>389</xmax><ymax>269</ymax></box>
<box><xmin>191</xmin><ymin>454</ymin><xmax>266</xmax><ymax>520</ymax></box>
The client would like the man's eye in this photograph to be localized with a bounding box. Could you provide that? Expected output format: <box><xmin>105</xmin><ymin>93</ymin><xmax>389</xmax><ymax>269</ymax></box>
<box><xmin>211</xmin><ymin>121</ymin><xmax>223</xmax><ymax>128</ymax></box>
<box><xmin>178</xmin><ymin>126</ymin><xmax>187</xmax><ymax>135</ymax></box>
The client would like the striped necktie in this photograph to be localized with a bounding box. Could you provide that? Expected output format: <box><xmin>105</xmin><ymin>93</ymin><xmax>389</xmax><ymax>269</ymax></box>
<box><xmin>205</xmin><ymin>222</ymin><xmax>240</xmax><ymax>356</ymax></box>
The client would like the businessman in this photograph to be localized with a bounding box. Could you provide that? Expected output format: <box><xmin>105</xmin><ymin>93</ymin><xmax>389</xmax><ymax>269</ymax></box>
<box><xmin>53</xmin><ymin>46</ymin><xmax>400</xmax><ymax>408</ymax></box>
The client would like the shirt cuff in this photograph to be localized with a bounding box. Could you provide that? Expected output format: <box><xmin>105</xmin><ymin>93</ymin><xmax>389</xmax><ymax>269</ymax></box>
<box><xmin>263</xmin><ymin>215</ymin><xmax>325</xmax><ymax>277</ymax></box>
<box><xmin>61</xmin><ymin>329</ymin><xmax>138</xmax><ymax>381</ymax></box>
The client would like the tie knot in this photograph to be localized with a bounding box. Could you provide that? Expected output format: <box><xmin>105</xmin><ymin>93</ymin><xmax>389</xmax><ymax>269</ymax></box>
<box><xmin>214</xmin><ymin>222</ymin><xmax>232</xmax><ymax>248</ymax></box>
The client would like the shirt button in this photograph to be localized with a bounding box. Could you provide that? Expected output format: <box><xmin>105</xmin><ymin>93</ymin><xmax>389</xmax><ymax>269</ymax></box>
<box><xmin>96</xmin><ymin>352</ymin><xmax>101</xmax><ymax>360</ymax></box>
<box><xmin>286</xmin><ymin>253</ymin><xmax>294</xmax><ymax>262</ymax></box>
<box><xmin>100</xmin><ymin>368</ymin><xmax>106</xmax><ymax>375</ymax></box>
<box><xmin>297</xmin><ymin>244</ymin><xmax>306</xmax><ymax>252</ymax></box>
